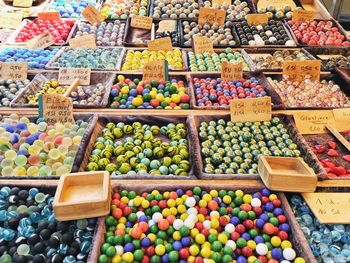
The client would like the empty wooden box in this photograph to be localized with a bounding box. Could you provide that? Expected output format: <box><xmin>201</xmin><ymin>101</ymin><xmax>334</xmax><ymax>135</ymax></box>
<box><xmin>258</xmin><ymin>156</ymin><xmax>317</xmax><ymax>192</ymax></box>
<box><xmin>53</xmin><ymin>171</ymin><xmax>111</xmax><ymax>221</ymax></box>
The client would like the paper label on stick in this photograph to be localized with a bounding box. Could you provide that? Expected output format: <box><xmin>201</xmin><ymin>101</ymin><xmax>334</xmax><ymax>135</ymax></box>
<box><xmin>257</xmin><ymin>0</ymin><xmax>297</xmax><ymax>10</ymax></box>
<box><xmin>302</xmin><ymin>193</ymin><xmax>350</xmax><ymax>224</ymax></box>
<box><xmin>40</xmin><ymin>94</ymin><xmax>74</xmax><ymax>125</ymax></box>
<box><xmin>212</xmin><ymin>0</ymin><xmax>231</xmax><ymax>5</ymax></box>
<box><xmin>58</xmin><ymin>68</ymin><xmax>91</xmax><ymax>85</ymax></box>
<box><xmin>230</xmin><ymin>97</ymin><xmax>272</xmax><ymax>122</ymax></box>
<box><xmin>294</xmin><ymin>110</ymin><xmax>336</xmax><ymax>134</ymax></box>
<box><xmin>26</xmin><ymin>32</ymin><xmax>55</xmax><ymax>50</ymax></box>
<box><xmin>198</xmin><ymin>7</ymin><xmax>226</xmax><ymax>26</ymax></box>
<box><xmin>156</xmin><ymin>20</ymin><xmax>176</xmax><ymax>33</ymax></box>
<box><xmin>38</xmin><ymin>12</ymin><xmax>60</xmax><ymax>20</ymax></box>
<box><xmin>221</xmin><ymin>61</ymin><xmax>243</xmax><ymax>80</ymax></box>
<box><xmin>130</xmin><ymin>15</ymin><xmax>152</xmax><ymax>30</ymax></box>
<box><xmin>193</xmin><ymin>36</ymin><xmax>214</xmax><ymax>53</ymax></box>
<box><xmin>13</xmin><ymin>0</ymin><xmax>33</xmax><ymax>8</ymax></box>
<box><xmin>69</xmin><ymin>34</ymin><xmax>96</xmax><ymax>49</ymax></box>
<box><xmin>0</xmin><ymin>12</ymin><xmax>23</xmax><ymax>29</ymax></box>
<box><xmin>142</xmin><ymin>60</ymin><xmax>168</xmax><ymax>81</ymax></box>
<box><xmin>148</xmin><ymin>37</ymin><xmax>172</xmax><ymax>51</ymax></box>
<box><xmin>282</xmin><ymin>60</ymin><xmax>321</xmax><ymax>82</ymax></box>
<box><xmin>333</xmin><ymin>108</ymin><xmax>350</xmax><ymax>132</ymax></box>
<box><xmin>247</xmin><ymin>14</ymin><xmax>269</xmax><ymax>25</ymax></box>
<box><xmin>82</xmin><ymin>5</ymin><xmax>104</xmax><ymax>25</ymax></box>
<box><xmin>0</xmin><ymin>62</ymin><xmax>27</xmax><ymax>80</ymax></box>
<box><xmin>292</xmin><ymin>9</ymin><xmax>315</xmax><ymax>22</ymax></box>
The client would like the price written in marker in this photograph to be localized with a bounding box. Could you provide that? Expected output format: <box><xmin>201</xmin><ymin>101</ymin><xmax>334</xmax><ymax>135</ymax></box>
<box><xmin>292</xmin><ymin>9</ymin><xmax>315</xmax><ymax>22</ymax></box>
<box><xmin>38</xmin><ymin>12</ymin><xmax>60</xmax><ymax>21</ymax></box>
<box><xmin>40</xmin><ymin>94</ymin><xmax>75</xmax><ymax>125</ymax></box>
<box><xmin>0</xmin><ymin>12</ymin><xmax>23</xmax><ymax>29</ymax></box>
<box><xmin>26</xmin><ymin>32</ymin><xmax>55</xmax><ymax>50</ymax></box>
<box><xmin>148</xmin><ymin>37</ymin><xmax>172</xmax><ymax>51</ymax></box>
<box><xmin>282</xmin><ymin>60</ymin><xmax>321</xmax><ymax>82</ymax></box>
<box><xmin>247</xmin><ymin>14</ymin><xmax>269</xmax><ymax>26</ymax></box>
<box><xmin>69</xmin><ymin>34</ymin><xmax>96</xmax><ymax>49</ymax></box>
<box><xmin>230</xmin><ymin>97</ymin><xmax>272</xmax><ymax>122</ymax></box>
<box><xmin>302</xmin><ymin>193</ymin><xmax>350</xmax><ymax>224</ymax></box>
<box><xmin>198</xmin><ymin>7</ymin><xmax>226</xmax><ymax>26</ymax></box>
<box><xmin>333</xmin><ymin>108</ymin><xmax>350</xmax><ymax>132</ymax></box>
<box><xmin>142</xmin><ymin>60</ymin><xmax>168</xmax><ymax>81</ymax></box>
<box><xmin>156</xmin><ymin>20</ymin><xmax>176</xmax><ymax>33</ymax></box>
<box><xmin>294</xmin><ymin>110</ymin><xmax>336</xmax><ymax>134</ymax></box>
<box><xmin>221</xmin><ymin>61</ymin><xmax>243</xmax><ymax>81</ymax></box>
<box><xmin>0</xmin><ymin>62</ymin><xmax>28</xmax><ymax>80</ymax></box>
<box><xmin>58</xmin><ymin>68</ymin><xmax>91</xmax><ymax>85</ymax></box>
<box><xmin>13</xmin><ymin>0</ymin><xmax>33</xmax><ymax>8</ymax></box>
<box><xmin>130</xmin><ymin>15</ymin><xmax>153</xmax><ymax>30</ymax></box>
<box><xmin>212</xmin><ymin>0</ymin><xmax>231</xmax><ymax>5</ymax></box>
<box><xmin>192</xmin><ymin>35</ymin><xmax>214</xmax><ymax>53</ymax></box>
<box><xmin>82</xmin><ymin>5</ymin><xmax>104</xmax><ymax>25</ymax></box>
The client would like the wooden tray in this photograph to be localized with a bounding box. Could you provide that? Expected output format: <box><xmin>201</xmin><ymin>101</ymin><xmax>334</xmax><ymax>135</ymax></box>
<box><xmin>53</xmin><ymin>171</ymin><xmax>111</xmax><ymax>221</ymax></box>
<box><xmin>123</xmin><ymin>17</ymin><xmax>155</xmax><ymax>47</ymax></box>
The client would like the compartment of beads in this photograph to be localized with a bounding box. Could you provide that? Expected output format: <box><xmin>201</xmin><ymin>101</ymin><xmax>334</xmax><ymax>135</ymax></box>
<box><xmin>79</xmin><ymin>115</ymin><xmax>197</xmax><ymax>179</ymax></box>
<box><xmin>109</xmin><ymin>74</ymin><xmax>192</xmax><ymax>110</ymax></box>
<box><xmin>123</xmin><ymin>17</ymin><xmax>155</xmax><ymax>47</ymax></box>
<box><xmin>266</xmin><ymin>72</ymin><xmax>350</xmax><ymax>109</ymax></box>
<box><xmin>0</xmin><ymin>113</ymin><xmax>97</xmax><ymax>178</ymax></box>
<box><xmin>0</xmin><ymin>76</ymin><xmax>34</xmax><ymax>107</ymax></box>
<box><xmin>192</xmin><ymin>113</ymin><xmax>323</xmax><ymax>180</ymax></box>
<box><xmin>99</xmin><ymin>0</ymin><xmax>148</xmax><ymax>19</ymax></box>
<box><xmin>44</xmin><ymin>0</ymin><xmax>101</xmax><ymax>18</ymax></box>
<box><xmin>303</xmin><ymin>47</ymin><xmax>350</xmax><ymax>71</ymax></box>
<box><xmin>154</xmin><ymin>19</ymin><xmax>180</xmax><ymax>47</ymax></box>
<box><xmin>188</xmin><ymin>72</ymin><xmax>284</xmax><ymax>110</ymax></box>
<box><xmin>149</xmin><ymin>0</ymin><xmax>201</xmax><ymax>20</ymax></box>
<box><xmin>10</xmin><ymin>72</ymin><xmax>116</xmax><ymax>109</ymax></box>
<box><xmin>89</xmin><ymin>180</ymin><xmax>315</xmax><ymax>263</ymax></box>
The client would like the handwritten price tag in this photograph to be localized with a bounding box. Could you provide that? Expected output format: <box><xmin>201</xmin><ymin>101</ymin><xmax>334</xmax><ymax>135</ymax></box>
<box><xmin>230</xmin><ymin>97</ymin><xmax>271</xmax><ymax>122</ymax></box>
<box><xmin>0</xmin><ymin>12</ymin><xmax>23</xmax><ymax>29</ymax></box>
<box><xmin>0</xmin><ymin>62</ymin><xmax>27</xmax><ymax>80</ymax></box>
<box><xmin>294</xmin><ymin>110</ymin><xmax>336</xmax><ymax>134</ymax></box>
<box><xmin>292</xmin><ymin>9</ymin><xmax>315</xmax><ymax>22</ymax></box>
<box><xmin>212</xmin><ymin>0</ymin><xmax>231</xmax><ymax>5</ymax></box>
<box><xmin>333</xmin><ymin>108</ymin><xmax>350</xmax><ymax>132</ymax></box>
<box><xmin>13</xmin><ymin>0</ymin><xmax>33</xmax><ymax>8</ymax></box>
<box><xmin>282</xmin><ymin>60</ymin><xmax>321</xmax><ymax>82</ymax></box>
<box><xmin>221</xmin><ymin>61</ymin><xmax>243</xmax><ymax>80</ymax></box>
<box><xmin>302</xmin><ymin>193</ymin><xmax>350</xmax><ymax>224</ymax></box>
<box><xmin>193</xmin><ymin>36</ymin><xmax>214</xmax><ymax>53</ymax></box>
<box><xmin>247</xmin><ymin>14</ymin><xmax>269</xmax><ymax>26</ymax></box>
<box><xmin>40</xmin><ymin>94</ymin><xmax>75</xmax><ymax>125</ymax></box>
<box><xmin>131</xmin><ymin>15</ymin><xmax>153</xmax><ymax>30</ymax></box>
<box><xmin>156</xmin><ymin>20</ymin><xmax>176</xmax><ymax>33</ymax></box>
<box><xmin>143</xmin><ymin>60</ymin><xmax>168</xmax><ymax>81</ymax></box>
<box><xmin>198</xmin><ymin>7</ymin><xmax>226</xmax><ymax>26</ymax></box>
<box><xmin>58</xmin><ymin>68</ymin><xmax>91</xmax><ymax>85</ymax></box>
<box><xmin>38</xmin><ymin>12</ymin><xmax>60</xmax><ymax>21</ymax></box>
<box><xmin>148</xmin><ymin>37</ymin><xmax>172</xmax><ymax>51</ymax></box>
<box><xmin>69</xmin><ymin>34</ymin><xmax>96</xmax><ymax>49</ymax></box>
<box><xmin>82</xmin><ymin>5</ymin><xmax>104</xmax><ymax>25</ymax></box>
<box><xmin>26</xmin><ymin>32</ymin><xmax>55</xmax><ymax>50</ymax></box>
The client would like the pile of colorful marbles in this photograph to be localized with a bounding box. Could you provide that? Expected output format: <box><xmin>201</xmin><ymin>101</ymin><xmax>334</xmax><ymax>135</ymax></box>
<box><xmin>86</xmin><ymin>121</ymin><xmax>191</xmax><ymax>176</ymax></box>
<box><xmin>46</xmin><ymin>0</ymin><xmax>97</xmax><ymax>18</ymax></box>
<box><xmin>0</xmin><ymin>186</ymin><xmax>96</xmax><ymax>262</ymax></box>
<box><xmin>70</xmin><ymin>83</ymin><xmax>106</xmax><ymax>106</ymax></box>
<box><xmin>0</xmin><ymin>114</ymin><xmax>89</xmax><ymax>177</ymax></box>
<box><xmin>151</xmin><ymin>0</ymin><xmax>200</xmax><ymax>19</ymax></box>
<box><xmin>110</xmin><ymin>75</ymin><xmax>190</xmax><ymax>109</ymax></box>
<box><xmin>100</xmin><ymin>0</ymin><xmax>148</xmax><ymax>19</ymax></box>
<box><xmin>0</xmin><ymin>79</ymin><xmax>30</xmax><ymax>107</ymax></box>
<box><xmin>202</xmin><ymin>0</ymin><xmax>252</xmax><ymax>20</ymax></box>
<box><xmin>98</xmin><ymin>187</ymin><xmax>306</xmax><ymax>263</ymax></box>
<box><xmin>199</xmin><ymin>117</ymin><xmax>301</xmax><ymax>174</ymax></box>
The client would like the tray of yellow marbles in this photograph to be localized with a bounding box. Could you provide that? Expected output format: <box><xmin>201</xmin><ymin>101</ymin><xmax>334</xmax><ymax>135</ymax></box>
<box><xmin>10</xmin><ymin>72</ymin><xmax>116</xmax><ymax>109</ymax></box>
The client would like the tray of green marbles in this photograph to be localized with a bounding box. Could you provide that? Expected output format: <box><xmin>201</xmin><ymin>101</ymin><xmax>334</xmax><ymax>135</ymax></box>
<box><xmin>121</xmin><ymin>48</ymin><xmax>188</xmax><ymax>71</ymax></box>
<box><xmin>0</xmin><ymin>113</ymin><xmax>97</xmax><ymax>179</ymax></box>
<box><xmin>187</xmin><ymin>48</ymin><xmax>255</xmax><ymax>72</ymax></box>
<box><xmin>89</xmin><ymin>182</ymin><xmax>315</xmax><ymax>263</ymax></box>
<box><xmin>99</xmin><ymin>0</ymin><xmax>148</xmax><ymax>19</ymax></box>
<box><xmin>72</xmin><ymin>20</ymin><xmax>126</xmax><ymax>47</ymax></box>
<box><xmin>191</xmin><ymin>113</ymin><xmax>323</xmax><ymax>180</ymax></box>
<box><xmin>0</xmin><ymin>77</ymin><xmax>32</xmax><ymax>107</ymax></box>
<box><xmin>0</xmin><ymin>184</ymin><xmax>102</xmax><ymax>263</ymax></box>
<box><xmin>150</xmin><ymin>0</ymin><xmax>200</xmax><ymax>19</ymax></box>
<box><xmin>179</xmin><ymin>20</ymin><xmax>240</xmax><ymax>48</ymax></box>
<box><xmin>46</xmin><ymin>47</ymin><xmax>125</xmax><ymax>71</ymax></box>
<box><xmin>109</xmin><ymin>74</ymin><xmax>192</xmax><ymax>109</ymax></box>
<box><xmin>303</xmin><ymin>47</ymin><xmax>350</xmax><ymax>71</ymax></box>
<box><xmin>79</xmin><ymin>115</ymin><xmax>197</xmax><ymax>179</ymax></box>
<box><xmin>123</xmin><ymin>17</ymin><xmax>155</xmax><ymax>47</ymax></box>
<box><xmin>10</xmin><ymin>72</ymin><xmax>116</xmax><ymax>109</ymax></box>
<box><xmin>188</xmin><ymin>72</ymin><xmax>284</xmax><ymax>110</ymax></box>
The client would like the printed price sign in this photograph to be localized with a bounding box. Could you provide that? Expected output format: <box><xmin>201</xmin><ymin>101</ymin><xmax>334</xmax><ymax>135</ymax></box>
<box><xmin>294</xmin><ymin>110</ymin><xmax>336</xmax><ymax>134</ymax></box>
<box><xmin>69</xmin><ymin>34</ymin><xmax>96</xmax><ymax>49</ymax></box>
<box><xmin>247</xmin><ymin>14</ymin><xmax>269</xmax><ymax>26</ymax></box>
<box><xmin>13</xmin><ymin>0</ymin><xmax>33</xmax><ymax>8</ymax></box>
<box><xmin>38</xmin><ymin>12</ymin><xmax>60</xmax><ymax>21</ymax></box>
<box><xmin>198</xmin><ymin>7</ymin><xmax>226</xmax><ymax>26</ymax></box>
<box><xmin>193</xmin><ymin>36</ymin><xmax>214</xmax><ymax>54</ymax></box>
<box><xmin>156</xmin><ymin>20</ymin><xmax>177</xmax><ymax>33</ymax></box>
<box><xmin>26</xmin><ymin>32</ymin><xmax>55</xmax><ymax>50</ymax></box>
<box><xmin>39</xmin><ymin>94</ymin><xmax>74</xmax><ymax>125</ymax></box>
<box><xmin>257</xmin><ymin>0</ymin><xmax>297</xmax><ymax>10</ymax></box>
<box><xmin>58</xmin><ymin>68</ymin><xmax>91</xmax><ymax>86</ymax></box>
<box><xmin>131</xmin><ymin>15</ymin><xmax>153</xmax><ymax>30</ymax></box>
<box><xmin>148</xmin><ymin>37</ymin><xmax>172</xmax><ymax>51</ymax></box>
<box><xmin>82</xmin><ymin>5</ymin><xmax>104</xmax><ymax>25</ymax></box>
<box><xmin>230</xmin><ymin>97</ymin><xmax>272</xmax><ymax>122</ymax></box>
<box><xmin>221</xmin><ymin>61</ymin><xmax>243</xmax><ymax>80</ymax></box>
<box><xmin>302</xmin><ymin>193</ymin><xmax>350</xmax><ymax>224</ymax></box>
<box><xmin>0</xmin><ymin>62</ymin><xmax>27</xmax><ymax>80</ymax></box>
<box><xmin>143</xmin><ymin>60</ymin><xmax>168</xmax><ymax>81</ymax></box>
<box><xmin>282</xmin><ymin>60</ymin><xmax>321</xmax><ymax>82</ymax></box>
<box><xmin>212</xmin><ymin>0</ymin><xmax>231</xmax><ymax>5</ymax></box>
<box><xmin>0</xmin><ymin>12</ymin><xmax>23</xmax><ymax>29</ymax></box>
<box><xmin>292</xmin><ymin>9</ymin><xmax>315</xmax><ymax>22</ymax></box>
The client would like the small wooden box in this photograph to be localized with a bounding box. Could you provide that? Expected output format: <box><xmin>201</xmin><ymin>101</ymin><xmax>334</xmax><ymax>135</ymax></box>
<box><xmin>258</xmin><ymin>156</ymin><xmax>317</xmax><ymax>192</ymax></box>
<box><xmin>53</xmin><ymin>171</ymin><xmax>111</xmax><ymax>221</ymax></box>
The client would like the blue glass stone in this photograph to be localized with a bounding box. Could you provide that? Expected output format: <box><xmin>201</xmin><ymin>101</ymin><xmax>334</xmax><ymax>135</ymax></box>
<box><xmin>329</xmin><ymin>244</ymin><xmax>341</xmax><ymax>255</ymax></box>
<box><xmin>19</xmin><ymin>218</ymin><xmax>31</xmax><ymax>229</ymax></box>
<box><xmin>0</xmin><ymin>211</ymin><xmax>7</xmax><ymax>221</ymax></box>
<box><xmin>311</xmin><ymin>231</ymin><xmax>322</xmax><ymax>243</ymax></box>
<box><xmin>331</xmin><ymin>230</ymin><xmax>342</xmax><ymax>242</ymax></box>
<box><xmin>48</xmin><ymin>214</ymin><xmax>56</xmax><ymax>224</ymax></box>
<box><xmin>41</xmin><ymin>206</ymin><xmax>52</xmax><ymax>218</ymax></box>
<box><xmin>63</xmin><ymin>255</ymin><xmax>76</xmax><ymax>263</ymax></box>
<box><xmin>58</xmin><ymin>244</ymin><xmax>69</xmax><ymax>255</ymax></box>
<box><xmin>28</xmin><ymin>188</ymin><xmax>39</xmax><ymax>198</ymax></box>
<box><xmin>22</xmin><ymin>226</ymin><xmax>35</xmax><ymax>238</ymax></box>
<box><xmin>0</xmin><ymin>200</ymin><xmax>8</xmax><ymax>210</ymax></box>
<box><xmin>334</xmin><ymin>255</ymin><xmax>346</xmax><ymax>263</ymax></box>
<box><xmin>80</xmin><ymin>241</ymin><xmax>91</xmax><ymax>253</ymax></box>
<box><xmin>82</xmin><ymin>232</ymin><xmax>92</xmax><ymax>242</ymax></box>
<box><xmin>46</xmin><ymin>248</ymin><xmax>57</xmax><ymax>257</ymax></box>
<box><xmin>2</xmin><ymin>228</ymin><xmax>15</xmax><ymax>241</ymax></box>
<box><xmin>341</xmin><ymin>248</ymin><xmax>350</xmax><ymax>257</ymax></box>
<box><xmin>29</xmin><ymin>212</ymin><xmax>41</xmax><ymax>223</ymax></box>
<box><xmin>0</xmin><ymin>187</ymin><xmax>10</xmax><ymax>197</ymax></box>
